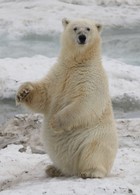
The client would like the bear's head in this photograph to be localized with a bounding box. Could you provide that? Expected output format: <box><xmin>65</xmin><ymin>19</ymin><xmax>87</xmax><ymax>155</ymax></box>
<box><xmin>61</xmin><ymin>18</ymin><xmax>102</xmax><ymax>55</ymax></box>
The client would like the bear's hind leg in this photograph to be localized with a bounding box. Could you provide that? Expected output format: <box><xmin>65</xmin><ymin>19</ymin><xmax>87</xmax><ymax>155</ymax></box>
<box><xmin>80</xmin><ymin>167</ymin><xmax>107</xmax><ymax>179</ymax></box>
<box><xmin>46</xmin><ymin>165</ymin><xmax>63</xmax><ymax>177</ymax></box>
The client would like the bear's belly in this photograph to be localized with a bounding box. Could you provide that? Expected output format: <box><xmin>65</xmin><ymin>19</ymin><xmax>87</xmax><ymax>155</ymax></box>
<box><xmin>42</xmin><ymin>118</ymin><xmax>118</xmax><ymax>176</ymax></box>
<box><xmin>42</xmin><ymin>124</ymin><xmax>87</xmax><ymax>175</ymax></box>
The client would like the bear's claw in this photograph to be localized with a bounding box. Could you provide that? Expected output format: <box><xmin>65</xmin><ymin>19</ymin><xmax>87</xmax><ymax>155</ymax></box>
<box><xmin>16</xmin><ymin>82</ymin><xmax>33</xmax><ymax>104</ymax></box>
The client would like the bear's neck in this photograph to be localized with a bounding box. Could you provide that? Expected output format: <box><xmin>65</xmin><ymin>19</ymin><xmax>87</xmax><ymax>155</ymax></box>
<box><xmin>59</xmin><ymin>41</ymin><xmax>102</xmax><ymax>67</ymax></box>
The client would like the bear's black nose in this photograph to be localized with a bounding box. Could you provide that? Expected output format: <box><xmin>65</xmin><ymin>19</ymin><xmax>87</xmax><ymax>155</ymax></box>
<box><xmin>78</xmin><ymin>34</ymin><xmax>86</xmax><ymax>44</ymax></box>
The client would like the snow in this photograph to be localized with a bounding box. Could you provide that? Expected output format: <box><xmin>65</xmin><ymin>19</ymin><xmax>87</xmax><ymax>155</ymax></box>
<box><xmin>0</xmin><ymin>56</ymin><xmax>55</xmax><ymax>99</ymax></box>
<box><xmin>0</xmin><ymin>0</ymin><xmax>140</xmax><ymax>194</ymax></box>
<box><xmin>0</xmin><ymin>116</ymin><xmax>140</xmax><ymax>195</ymax></box>
<box><xmin>0</xmin><ymin>0</ymin><xmax>140</xmax><ymax>39</ymax></box>
<box><xmin>104</xmin><ymin>57</ymin><xmax>140</xmax><ymax>107</ymax></box>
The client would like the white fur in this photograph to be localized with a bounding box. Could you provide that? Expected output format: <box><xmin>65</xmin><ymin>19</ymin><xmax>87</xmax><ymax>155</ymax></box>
<box><xmin>16</xmin><ymin>18</ymin><xmax>118</xmax><ymax>178</ymax></box>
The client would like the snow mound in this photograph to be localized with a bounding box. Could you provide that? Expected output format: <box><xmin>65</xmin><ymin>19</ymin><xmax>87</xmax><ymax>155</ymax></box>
<box><xmin>104</xmin><ymin>57</ymin><xmax>140</xmax><ymax>111</ymax></box>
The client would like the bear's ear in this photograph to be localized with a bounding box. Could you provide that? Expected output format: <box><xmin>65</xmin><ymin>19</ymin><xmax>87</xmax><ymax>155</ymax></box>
<box><xmin>96</xmin><ymin>23</ymin><xmax>102</xmax><ymax>32</ymax></box>
<box><xmin>62</xmin><ymin>18</ymin><xmax>70</xmax><ymax>28</ymax></box>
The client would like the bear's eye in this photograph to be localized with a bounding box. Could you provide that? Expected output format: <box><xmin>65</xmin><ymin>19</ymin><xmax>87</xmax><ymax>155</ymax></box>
<box><xmin>86</xmin><ymin>27</ymin><xmax>90</xmax><ymax>31</ymax></box>
<box><xmin>73</xmin><ymin>27</ymin><xmax>78</xmax><ymax>31</ymax></box>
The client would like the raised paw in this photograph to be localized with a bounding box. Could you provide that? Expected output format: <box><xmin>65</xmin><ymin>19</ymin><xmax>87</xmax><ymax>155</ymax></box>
<box><xmin>16</xmin><ymin>82</ymin><xmax>34</xmax><ymax>105</ymax></box>
<box><xmin>46</xmin><ymin>165</ymin><xmax>63</xmax><ymax>177</ymax></box>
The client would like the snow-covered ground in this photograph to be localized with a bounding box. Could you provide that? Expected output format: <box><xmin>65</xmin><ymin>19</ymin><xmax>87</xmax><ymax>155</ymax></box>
<box><xmin>0</xmin><ymin>0</ymin><xmax>140</xmax><ymax>194</ymax></box>
<box><xmin>0</xmin><ymin>115</ymin><xmax>140</xmax><ymax>195</ymax></box>
<box><xmin>0</xmin><ymin>144</ymin><xmax>139</xmax><ymax>195</ymax></box>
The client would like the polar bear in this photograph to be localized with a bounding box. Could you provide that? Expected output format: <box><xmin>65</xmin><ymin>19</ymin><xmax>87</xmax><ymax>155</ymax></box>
<box><xmin>16</xmin><ymin>18</ymin><xmax>118</xmax><ymax>178</ymax></box>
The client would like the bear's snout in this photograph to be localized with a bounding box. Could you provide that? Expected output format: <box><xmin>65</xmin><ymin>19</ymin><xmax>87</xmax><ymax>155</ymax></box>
<box><xmin>78</xmin><ymin>34</ymin><xmax>86</xmax><ymax>44</ymax></box>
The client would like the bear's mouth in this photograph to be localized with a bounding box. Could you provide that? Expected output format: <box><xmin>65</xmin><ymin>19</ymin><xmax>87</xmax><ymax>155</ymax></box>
<box><xmin>77</xmin><ymin>34</ymin><xmax>86</xmax><ymax>45</ymax></box>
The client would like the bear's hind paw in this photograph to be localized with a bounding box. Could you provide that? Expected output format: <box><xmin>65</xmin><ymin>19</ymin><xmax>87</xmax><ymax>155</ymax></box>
<box><xmin>46</xmin><ymin>165</ymin><xmax>63</xmax><ymax>177</ymax></box>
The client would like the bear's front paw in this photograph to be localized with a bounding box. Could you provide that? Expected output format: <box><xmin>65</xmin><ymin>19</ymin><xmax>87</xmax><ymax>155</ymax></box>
<box><xmin>16</xmin><ymin>82</ymin><xmax>34</xmax><ymax>105</ymax></box>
